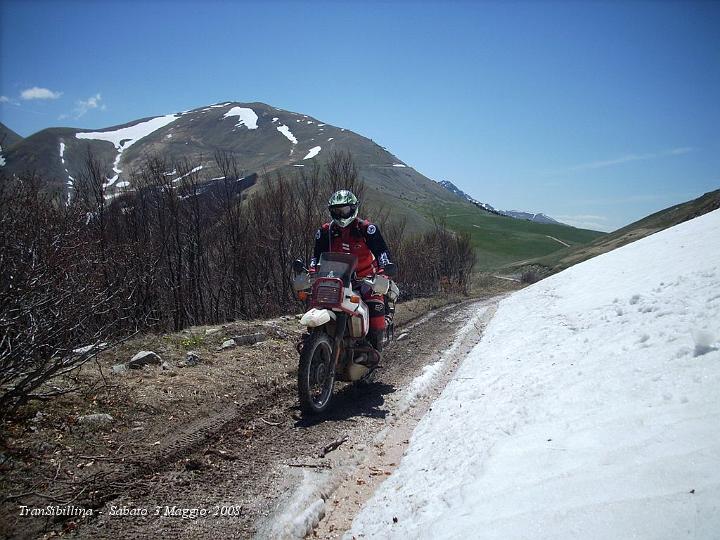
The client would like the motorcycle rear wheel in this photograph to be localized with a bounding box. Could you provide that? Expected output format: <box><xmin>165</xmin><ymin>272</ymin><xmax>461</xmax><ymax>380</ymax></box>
<box><xmin>298</xmin><ymin>332</ymin><xmax>336</xmax><ymax>414</ymax></box>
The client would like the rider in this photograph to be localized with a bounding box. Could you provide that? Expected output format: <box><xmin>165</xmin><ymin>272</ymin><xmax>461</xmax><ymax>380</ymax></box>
<box><xmin>310</xmin><ymin>190</ymin><xmax>397</xmax><ymax>354</ymax></box>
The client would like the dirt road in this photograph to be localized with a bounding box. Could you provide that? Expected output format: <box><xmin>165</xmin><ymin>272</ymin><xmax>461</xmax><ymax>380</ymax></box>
<box><xmin>5</xmin><ymin>296</ymin><xmax>500</xmax><ymax>539</ymax></box>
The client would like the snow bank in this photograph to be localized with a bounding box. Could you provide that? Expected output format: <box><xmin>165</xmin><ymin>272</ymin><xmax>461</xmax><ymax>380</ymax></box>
<box><xmin>349</xmin><ymin>209</ymin><xmax>720</xmax><ymax>539</ymax></box>
<box><xmin>303</xmin><ymin>146</ymin><xmax>321</xmax><ymax>160</ymax></box>
<box><xmin>222</xmin><ymin>106</ymin><xmax>258</xmax><ymax>130</ymax></box>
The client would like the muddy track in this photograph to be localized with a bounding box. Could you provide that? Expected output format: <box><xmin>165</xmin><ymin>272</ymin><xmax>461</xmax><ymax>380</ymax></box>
<box><xmin>71</xmin><ymin>297</ymin><xmax>498</xmax><ymax>539</ymax></box>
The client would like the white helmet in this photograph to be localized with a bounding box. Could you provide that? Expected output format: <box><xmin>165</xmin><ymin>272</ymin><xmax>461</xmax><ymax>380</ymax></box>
<box><xmin>328</xmin><ymin>190</ymin><xmax>359</xmax><ymax>228</ymax></box>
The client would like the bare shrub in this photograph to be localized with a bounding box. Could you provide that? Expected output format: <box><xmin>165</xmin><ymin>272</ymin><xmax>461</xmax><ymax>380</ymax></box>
<box><xmin>0</xmin><ymin>150</ymin><xmax>478</xmax><ymax>413</ymax></box>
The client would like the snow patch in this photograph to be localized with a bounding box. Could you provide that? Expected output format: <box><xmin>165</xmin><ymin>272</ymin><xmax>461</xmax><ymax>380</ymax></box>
<box><xmin>392</xmin><ymin>163</ymin><xmax>407</xmax><ymax>167</ymax></box>
<box><xmin>277</xmin><ymin>125</ymin><xmax>298</xmax><ymax>144</ymax></box>
<box><xmin>173</xmin><ymin>165</ymin><xmax>203</xmax><ymax>183</ymax></box>
<box><xmin>303</xmin><ymin>146</ymin><xmax>321</xmax><ymax>160</ymax></box>
<box><xmin>76</xmin><ymin>114</ymin><xmax>179</xmax><ymax>149</ymax></box>
<box><xmin>59</xmin><ymin>142</ymin><xmax>66</xmax><ymax>164</ymax></box>
<box><xmin>76</xmin><ymin>113</ymin><xmax>180</xmax><ymax>188</ymax></box>
<box><xmin>327</xmin><ymin>138</ymin><xmax>334</xmax><ymax>141</ymax></box>
<box><xmin>222</xmin><ymin>107</ymin><xmax>258</xmax><ymax>130</ymax></box>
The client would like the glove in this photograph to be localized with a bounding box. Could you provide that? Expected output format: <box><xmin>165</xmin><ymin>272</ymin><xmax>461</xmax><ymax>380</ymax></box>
<box><xmin>382</xmin><ymin>262</ymin><xmax>397</xmax><ymax>277</ymax></box>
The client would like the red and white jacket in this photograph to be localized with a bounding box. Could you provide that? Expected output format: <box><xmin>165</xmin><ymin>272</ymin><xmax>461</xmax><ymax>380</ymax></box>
<box><xmin>310</xmin><ymin>218</ymin><xmax>392</xmax><ymax>278</ymax></box>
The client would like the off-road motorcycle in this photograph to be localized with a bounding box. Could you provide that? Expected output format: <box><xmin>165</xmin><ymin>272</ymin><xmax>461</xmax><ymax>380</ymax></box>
<box><xmin>292</xmin><ymin>252</ymin><xmax>400</xmax><ymax>414</ymax></box>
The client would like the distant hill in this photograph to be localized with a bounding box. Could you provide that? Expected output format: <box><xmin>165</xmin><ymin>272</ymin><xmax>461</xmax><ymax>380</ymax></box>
<box><xmin>437</xmin><ymin>180</ymin><xmax>565</xmax><ymax>225</ymax></box>
<box><xmin>0</xmin><ymin>101</ymin><xmax>605</xmax><ymax>271</ymax></box>
<box><xmin>513</xmin><ymin>189</ymin><xmax>720</xmax><ymax>274</ymax></box>
<box><xmin>418</xmin><ymin>197</ymin><xmax>604</xmax><ymax>270</ymax></box>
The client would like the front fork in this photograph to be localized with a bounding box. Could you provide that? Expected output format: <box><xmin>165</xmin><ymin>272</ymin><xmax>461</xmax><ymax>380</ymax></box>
<box><xmin>332</xmin><ymin>313</ymin><xmax>348</xmax><ymax>368</ymax></box>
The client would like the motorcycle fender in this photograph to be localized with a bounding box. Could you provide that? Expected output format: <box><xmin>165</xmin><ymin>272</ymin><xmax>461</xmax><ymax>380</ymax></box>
<box><xmin>300</xmin><ymin>308</ymin><xmax>337</xmax><ymax>328</ymax></box>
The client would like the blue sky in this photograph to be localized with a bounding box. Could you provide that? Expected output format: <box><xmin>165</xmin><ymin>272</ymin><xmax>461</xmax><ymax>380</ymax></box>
<box><xmin>1</xmin><ymin>0</ymin><xmax>718</xmax><ymax>231</ymax></box>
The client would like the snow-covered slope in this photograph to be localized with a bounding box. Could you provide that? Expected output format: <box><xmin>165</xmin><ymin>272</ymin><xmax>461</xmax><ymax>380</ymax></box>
<box><xmin>349</xmin><ymin>209</ymin><xmax>720</xmax><ymax>539</ymax></box>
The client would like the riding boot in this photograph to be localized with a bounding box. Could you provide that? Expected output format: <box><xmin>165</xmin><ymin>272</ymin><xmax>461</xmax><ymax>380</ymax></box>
<box><xmin>368</xmin><ymin>329</ymin><xmax>384</xmax><ymax>354</ymax></box>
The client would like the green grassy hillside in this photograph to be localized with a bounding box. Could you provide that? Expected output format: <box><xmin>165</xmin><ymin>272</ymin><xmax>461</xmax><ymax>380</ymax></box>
<box><xmin>412</xmin><ymin>199</ymin><xmax>604</xmax><ymax>270</ymax></box>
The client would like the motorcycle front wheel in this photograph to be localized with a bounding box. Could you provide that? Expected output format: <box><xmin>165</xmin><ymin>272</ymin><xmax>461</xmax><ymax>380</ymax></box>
<box><xmin>298</xmin><ymin>331</ymin><xmax>336</xmax><ymax>414</ymax></box>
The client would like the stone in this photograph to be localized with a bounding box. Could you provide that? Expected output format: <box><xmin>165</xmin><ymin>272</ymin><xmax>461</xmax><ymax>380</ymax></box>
<box><xmin>205</xmin><ymin>327</ymin><xmax>221</xmax><ymax>335</ymax></box>
<box><xmin>78</xmin><ymin>413</ymin><xmax>114</xmax><ymax>426</ymax></box>
<box><xmin>72</xmin><ymin>342</ymin><xmax>107</xmax><ymax>356</ymax></box>
<box><xmin>232</xmin><ymin>333</ymin><xmax>265</xmax><ymax>346</ymax></box>
<box><xmin>111</xmin><ymin>364</ymin><xmax>128</xmax><ymax>374</ymax></box>
<box><xmin>161</xmin><ymin>360</ymin><xmax>173</xmax><ymax>370</ymax></box>
<box><xmin>183</xmin><ymin>351</ymin><xmax>201</xmax><ymax>367</ymax></box>
<box><xmin>128</xmin><ymin>351</ymin><xmax>162</xmax><ymax>369</ymax></box>
<box><xmin>220</xmin><ymin>339</ymin><xmax>236</xmax><ymax>350</ymax></box>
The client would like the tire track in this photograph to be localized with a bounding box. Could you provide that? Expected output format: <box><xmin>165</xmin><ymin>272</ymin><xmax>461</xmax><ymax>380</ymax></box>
<box><xmin>75</xmin><ymin>297</ymin><xmax>501</xmax><ymax>539</ymax></box>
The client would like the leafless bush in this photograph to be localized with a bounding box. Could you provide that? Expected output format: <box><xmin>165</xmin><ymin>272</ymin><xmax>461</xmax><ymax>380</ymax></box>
<box><xmin>0</xmin><ymin>175</ymin><xmax>138</xmax><ymax>417</ymax></box>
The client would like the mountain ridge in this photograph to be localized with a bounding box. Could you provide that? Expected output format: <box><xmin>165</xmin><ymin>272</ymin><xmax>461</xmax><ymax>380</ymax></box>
<box><xmin>0</xmin><ymin>101</ymin><xmax>466</xmax><ymax>230</ymax></box>
<box><xmin>437</xmin><ymin>180</ymin><xmax>565</xmax><ymax>226</ymax></box>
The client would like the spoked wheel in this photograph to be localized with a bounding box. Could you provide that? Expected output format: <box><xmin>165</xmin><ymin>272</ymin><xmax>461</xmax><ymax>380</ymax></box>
<box><xmin>298</xmin><ymin>332</ymin><xmax>336</xmax><ymax>414</ymax></box>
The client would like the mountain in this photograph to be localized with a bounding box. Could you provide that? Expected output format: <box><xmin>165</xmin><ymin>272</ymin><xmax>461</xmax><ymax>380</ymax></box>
<box><xmin>516</xmin><ymin>188</ymin><xmax>720</xmax><ymax>274</ymax></box>
<box><xmin>0</xmin><ymin>101</ymin><xmax>604</xmax><ymax>270</ymax></box>
<box><xmin>0</xmin><ymin>122</ymin><xmax>23</xmax><ymax>148</ymax></box>
<box><xmin>0</xmin><ymin>122</ymin><xmax>23</xmax><ymax>166</ymax></box>
<box><xmin>499</xmin><ymin>210</ymin><xmax>564</xmax><ymax>225</ymax></box>
<box><xmin>0</xmin><ymin>102</ymin><xmax>461</xmax><ymax>231</ymax></box>
<box><xmin>437</xmin><ymin>180</ymin><xmax>565</xmax><ymax>225</ymax></box>
<box><xmin>437</xmin><ymin>180</ymin><xmax>499</xmax><ymax>213</ymax></box>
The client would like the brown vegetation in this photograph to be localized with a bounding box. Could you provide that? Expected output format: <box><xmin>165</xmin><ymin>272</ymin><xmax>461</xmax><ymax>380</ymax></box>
<box><xmin>0</xmin><ymin>150</ymin><xmax>475</xmax><ymax>416</ymax></box>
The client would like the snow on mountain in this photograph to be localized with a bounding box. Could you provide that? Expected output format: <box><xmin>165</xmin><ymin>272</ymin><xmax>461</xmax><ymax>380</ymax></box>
<box><xmin>222</xmin><ymin>106</ymin><xmax>258</xmax><ymax>130</ymax></box>
<box><xmin>76</xmin><ymin>113</ymin><xmax>180</xmax><ymax>149</ymax></box>
<box><xmin>277</xmin><ymin>124</ymin><xmax>298</xmax><ymax>144</ymax></box>
<box><xmin>501</xmin><ymin>209</ymin><xmax>563</xmax><ymax>225</ymax></box>
<box><xmin>438</xmin><ymin>180</ymin><xmax>495</xmax><ymax>210</ymax></box>
<box><xmin>437</xmin><ymin>180</ymin><xmax>565</xmax><ymax>224</ymax></box>
<box><xmin>76</xmin><ymin>113</ymin><xmax>181</xmax><ymax>187</ymax></box>
<box><xmin>303</xmin><ymin>146</ymin><xmax>321</xmax><ymax>160</ymax></box>
<box><xmin>349</xmin><ymin>209</ymin><xmax>720</xmax><ymax>539</ymax></box>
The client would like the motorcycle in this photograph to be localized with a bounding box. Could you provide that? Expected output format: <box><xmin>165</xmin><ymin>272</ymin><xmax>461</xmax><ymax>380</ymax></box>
<box><xmin>292</xmin><ymin>252</ymin><xmax>400</xmax><ymax>414</ymax></box>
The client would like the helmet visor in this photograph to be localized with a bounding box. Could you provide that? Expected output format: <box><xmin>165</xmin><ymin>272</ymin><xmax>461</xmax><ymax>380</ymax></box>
<box><xmin>330</xmin><ymin>205</ymin><xmax>356</xmax><ymax>220</ymax></box>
